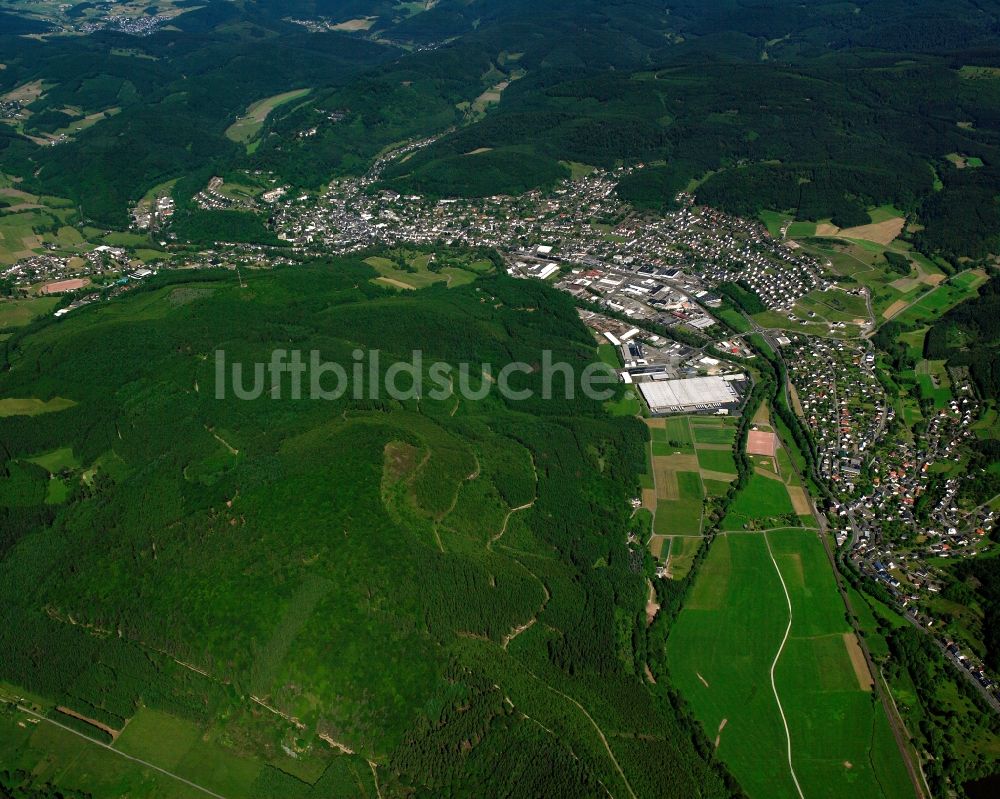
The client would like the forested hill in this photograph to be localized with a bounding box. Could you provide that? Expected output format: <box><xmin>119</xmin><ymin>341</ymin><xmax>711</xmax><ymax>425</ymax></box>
<box><xmin>1</xmin><ymin>0</ymin><xmax>1000</xmax><ymax>259</ymax></box>
<box><xmin>0</xmin><ymin>262</ymin><xmax>736</xmax><ymax>797</ymax></box>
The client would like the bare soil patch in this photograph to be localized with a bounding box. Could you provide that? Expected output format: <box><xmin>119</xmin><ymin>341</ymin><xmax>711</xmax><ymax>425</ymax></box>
<box><xmin>787</xmin><ymin>381</ymin><xmax>804</xmax><ymax>417</ymax></box>
<box><xmin>56</xmin><ymin>706</ymin><xmax>122</xmax><ymax>740</ymax></box>
<box><xmin>839</xmin><ymin>217</ymin><xmax>906</xmax><ymax>246</ymax></box>
<box><xmin>882</xmin><ymin>298</ymin><xmax>909</xmax><ymax>320</ymax></box>
<box><xmin>844</xmin><ymin>632</ymin><xmax>874</xmax><ymax>691</ymax></box>
<box><xmin>786</xmin><ymin>485</ymin><xmax>813</xmax><ymax>515</ymax></box>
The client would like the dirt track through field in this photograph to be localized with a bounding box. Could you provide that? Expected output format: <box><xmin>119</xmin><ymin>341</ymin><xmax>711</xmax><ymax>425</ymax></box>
<box><xmin>764</xmin><ymin>533</ymin><xmax>806</xmax><ymax>799</ymax></box>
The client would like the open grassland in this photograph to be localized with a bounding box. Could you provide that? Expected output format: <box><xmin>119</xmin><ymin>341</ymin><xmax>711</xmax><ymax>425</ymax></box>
<box><xmin>364</xmin><ymin>253</ymin><xmax>477</xmax><ymax>290</ymax></box>
<box><xmin>226</xmin><ymin>88</ymin><xmax>312</xmax><ymax>145</ymax></box>
<box><xmin>0</xmin><ymin>396</ymin><xmax>75</xmax><ymax>416</ymax></box>
<box><xmin>653</xmin><ymin>469</ymin><xmax>703</xmax><ymax>535</ymax></box>
<box><xmin>696</xmin><ymin>448</ymin><xmax>738</xmax><ymax>476</ymax></box>
<box><xmin>0</xmin><ymin>296</ymin><xmax>58</xmax><ymax>328</ymax></box>
<box><xmin>667</xmin><ymin>534</ymin><xmax>799</xmax><ymax>798</ymax></box>
<box><xmin>667</xmin><ymin>531</ymin><xmax>913</xmax><ymax>799</ymax></box>
<box><xmin>721</xmin><ymin>472</ymin><xmax>796</xmax><ymax>531</ymax></box>
<box><xmin>666</xmin><ymin>535</ymin><xmax>702</xmax><ymax>579</ymax></box>
<box><xmin>0</xmin><ymin>709</ymin><xmax>201</xmax><ymax>799</ymax></box>
<box><xmin>889</xmin><ymin>270</ymin><xmax>987</xmax><ymax>327</ymax></box>
<box><xmin>797</xmin><ymin>238</ymin><xmax>950</xmax><ymax>321</ymax></box>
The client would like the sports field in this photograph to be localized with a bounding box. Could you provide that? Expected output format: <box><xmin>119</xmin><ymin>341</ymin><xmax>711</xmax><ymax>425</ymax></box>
<box><xmin>667</xmin><ymin>530</ymin><xmax>914</xmax><ymax>799</ymax></box>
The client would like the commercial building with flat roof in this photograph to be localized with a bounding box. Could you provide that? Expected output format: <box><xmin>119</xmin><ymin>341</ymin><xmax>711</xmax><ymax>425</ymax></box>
<box><xmin>637</xmin><ymin>374</ymin><xmax>745</xmax><ymax>415</ymax></box>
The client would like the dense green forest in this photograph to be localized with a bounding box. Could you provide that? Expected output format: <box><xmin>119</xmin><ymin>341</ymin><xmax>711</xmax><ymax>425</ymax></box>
<box><xmin>924</xmin><ymin>275</ymin><xmax>1000</xmax><ymax>401</ymax></box>
<box><xmin>0</xmin><ymin>260</ymin><xmax>739</xmax><ymax>798</ymax></box>
<box><xmin>0</xmin><ymin>0</ymin><xmax>999</xmax><ymax>260</ymax></box>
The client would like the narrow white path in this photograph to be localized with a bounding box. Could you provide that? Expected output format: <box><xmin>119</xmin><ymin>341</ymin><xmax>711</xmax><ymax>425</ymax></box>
<box><xmin>764</xmin><ymin>533</ymin><xmax>806</xmax><ymax>799</ymax></box>
<box><xmin>14</xmin><ymin>704</ymin><xmax>226</xmax><ymax>799</ymax></box>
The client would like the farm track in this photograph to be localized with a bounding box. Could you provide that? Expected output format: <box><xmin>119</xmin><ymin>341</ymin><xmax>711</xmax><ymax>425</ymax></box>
<box><xmin>769</xmin><ymin>335</ymin><xmax>928</xmax><ymax>799</ymax></box>
<box><xmin>13</xmin><ymin>704</ymin><xmax>227</xmax><ymax>799</ymax></box>
<box><xmin>763</xmin><ymin>532</ymin><xmax>806</xmax><ymax>799</ymax></box>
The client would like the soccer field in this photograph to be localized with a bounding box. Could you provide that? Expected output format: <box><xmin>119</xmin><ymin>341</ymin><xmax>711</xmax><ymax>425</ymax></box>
<box><xmin>666</xmin><ymin>530</ymin><xmax>914</xmax><ymax>799</ymax></box>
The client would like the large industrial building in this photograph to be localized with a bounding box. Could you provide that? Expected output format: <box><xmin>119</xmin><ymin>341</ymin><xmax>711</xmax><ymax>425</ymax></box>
<box><xmin>637</xmin><ymin>374</ymin><xmax>746</xmax><ymax>415</ymax></box>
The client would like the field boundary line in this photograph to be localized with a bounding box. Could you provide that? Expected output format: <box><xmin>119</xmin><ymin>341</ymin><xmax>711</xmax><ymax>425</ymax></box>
<box><xmin>14</xmin><ymin>704</ymin><xmax>227</xmax><ymax>799</ymax></box>
<box><xmin>764</xmin><ymin>534</ymin><xmax>806</xmax><ymax>799</ymax></box>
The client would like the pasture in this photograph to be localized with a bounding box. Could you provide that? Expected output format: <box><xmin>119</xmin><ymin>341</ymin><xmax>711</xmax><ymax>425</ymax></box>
<box><xmin>667</xmin><ymin>530</ymin><xmax>914</xmax><ymax>799</ymax></box>
<box><xmin>696</xmin><ymin>448</ymin><xmax>738</xmax><ymax>476</ymax></box>
<box><xmin>0</xmin><ymin>709</ymin><xmax>196</xmax><ymax>799</ymax></box>
<box><xmin>0</xmin><ymin>397</ymin><xmax>76</xmax><ymax>417</ymax></box>
<box><xmin>364</xmin><ymin>253</ymin><xmax>477</xmax><ymax>290</ymax></box>
<box><xmin>721</xmin><ymin>472</ymin><xmax>795</xmax><ymax>531</ymax></box>
<box><xmin>0</xmin><ymin>296</ymin><xmax>58</xmax><ymax>328</ymax></box>
<box><xmin>226</xmin><ymin>88</ymin><xmax>312</xmax><ymax>145</ymax></box>
<box><xmin>665</xmin><ymin>535</ymin><xmax>702</xmax><ymax>579</ymax></box>
<box><xmin>653</xmin><ymin>470</ymin><xmax>704</xmax><ymax>535</ymax></box>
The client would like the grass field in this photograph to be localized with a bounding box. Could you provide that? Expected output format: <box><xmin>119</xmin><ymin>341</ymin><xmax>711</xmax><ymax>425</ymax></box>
<box><xmin>364</xmin><ymin>254</ymin><xmax>476</xmax><ymax>290</ymax></box>
<box><xmin>0</xmin><ymin>709</ymin><xmax>198</xmax><ymax>799</ymax></box>
<box><xmin>667</xmin><ymin>531</ymin><xmax>914</xmax><ymax>799</ymax></box>
<box><xmin>692</xmin><ymin>424</ymin><xmax>736</xmax><ymax>445</ymax></box>
<box><xmin>597</xmin><ymin>341</ymin><xmax>621</xmax><ymax>368</ymax></box>
<box><xmin>696</xmin><ymin>448</ymin><xmax>737</xmax><ymax>475</ymax></box>
<box><xmin>0</xmin><ymin>397</ymin><xmax>76</xmax><ymax>417</ymax></box>
<box><xmin>0</xmin><ymin>296</ymin><xmax>58</xmax><ymax>328</ymax></box>
<box><xmin>915</xmin><ymin>359</ymin><xmax>952</xmax><ymax>408</ymax></box>
<box><xmin>114</xmin><ymin>708</ymin><xmax>262</xmax><ymax>796</ymax></box>
<box><xmin>666</xmin><ymin>535</ymin><xmax>702</xmax><ymax>579</ymax></box>
<box><xmin>759</xmin><ymin>209</ymin><xmax>792</xmax><ymax>238</ymax></box>
<box><xmin>721</xmin><ymin>472</ymin><xmax>795</xmax><ymax>531</ymax></box>
<box><xmin>653</xmin><ymin>470</ymin><xmax>703</xmax><ymax>535</ymax></box>
<box><xmin>225</xmin><ymin>88</ymin><xmax>312</xmax><ymax>145</ymax></box>
<box><xmin>26</xmin><ymin>446</ymin><xmax>80</xmax><ymax>472</ymax></box>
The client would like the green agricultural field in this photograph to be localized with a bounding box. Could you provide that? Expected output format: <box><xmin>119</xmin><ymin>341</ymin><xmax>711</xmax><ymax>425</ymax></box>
<box><xmin>721</xmin><ymin>472</ymin><xmax>794</xmax><ymax>530</ymax></box>
<box><xmin>26</xmin><ymin>446</ymin><xmax>79</xmax><ymax>472</ymax></box>
<box><xmin>0</xmin><ymin>296</ymin><xmax>58</xmax><ymax>328</ymax></box>
<box><xmin>653</xmin><ymin>470</ymin><xmax>704</xmax><ymax>535</ymax></box>
<box><xmin>703</xmin><ymin>477</ymin><xmax>734</xmax><ymax>496</ymax></box>
<box><xmin>915</xmin><ymin>360</ymin><xmax>952</xmax><ymax>408</ymax></box>
<box><xmin>667</xmin><ymin>531</ymin><xmax>913</xmax><ymax>799</ymax></box>
<box><xmin>363</xmin><ymin>253</ymin><xmax>476</xmax><ymax>290</ymax></box>
<box><xmin>667</xmin><ymin>535</ymin><xmax>703</xmax><ymax>579</ymax></box>
<box><xmin>664</xmin><ymin>416</ymin><xmax>695</xmax><ymax>448</ymax></box>
<box><xmin>0</xmin><ymin>710</ymin><xmax>197</xmax><ymax>799</ymax></box>
<box><xmin>786</xmin><ymin>221</ymin><xmax>817</xmax><ymax>239</ymax></box>
<box><xmin>759</xmin><ymin>209</ymin><xmax>791</xmax><ymax>238</ymax></box>
<box><xmin>696</xmin><ymin>448</ymin><xmax>738</xmax><ymax>475</ymax></box>
<box><xmin>692</xmin><ymin>425</ymin><xmax>736</xmax><ymax>445</ymax></box>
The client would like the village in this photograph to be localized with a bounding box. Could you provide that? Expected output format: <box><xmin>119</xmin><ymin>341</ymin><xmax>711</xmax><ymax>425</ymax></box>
<box><xmin>2</xmin><ymin>144</ymin><xmax>997</xmax><ymax>705</ymax></box>
<box><xmin>783</xmin><ymin>334</ymin><xmax>997</xmax><ymax>706</ymax></box>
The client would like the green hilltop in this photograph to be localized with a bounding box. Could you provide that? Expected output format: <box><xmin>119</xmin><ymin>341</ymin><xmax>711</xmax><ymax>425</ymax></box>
<box><xmin>0</xmin><ymin>262</ymin><xmax>734</xmax><ymax>798</ymax></box>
